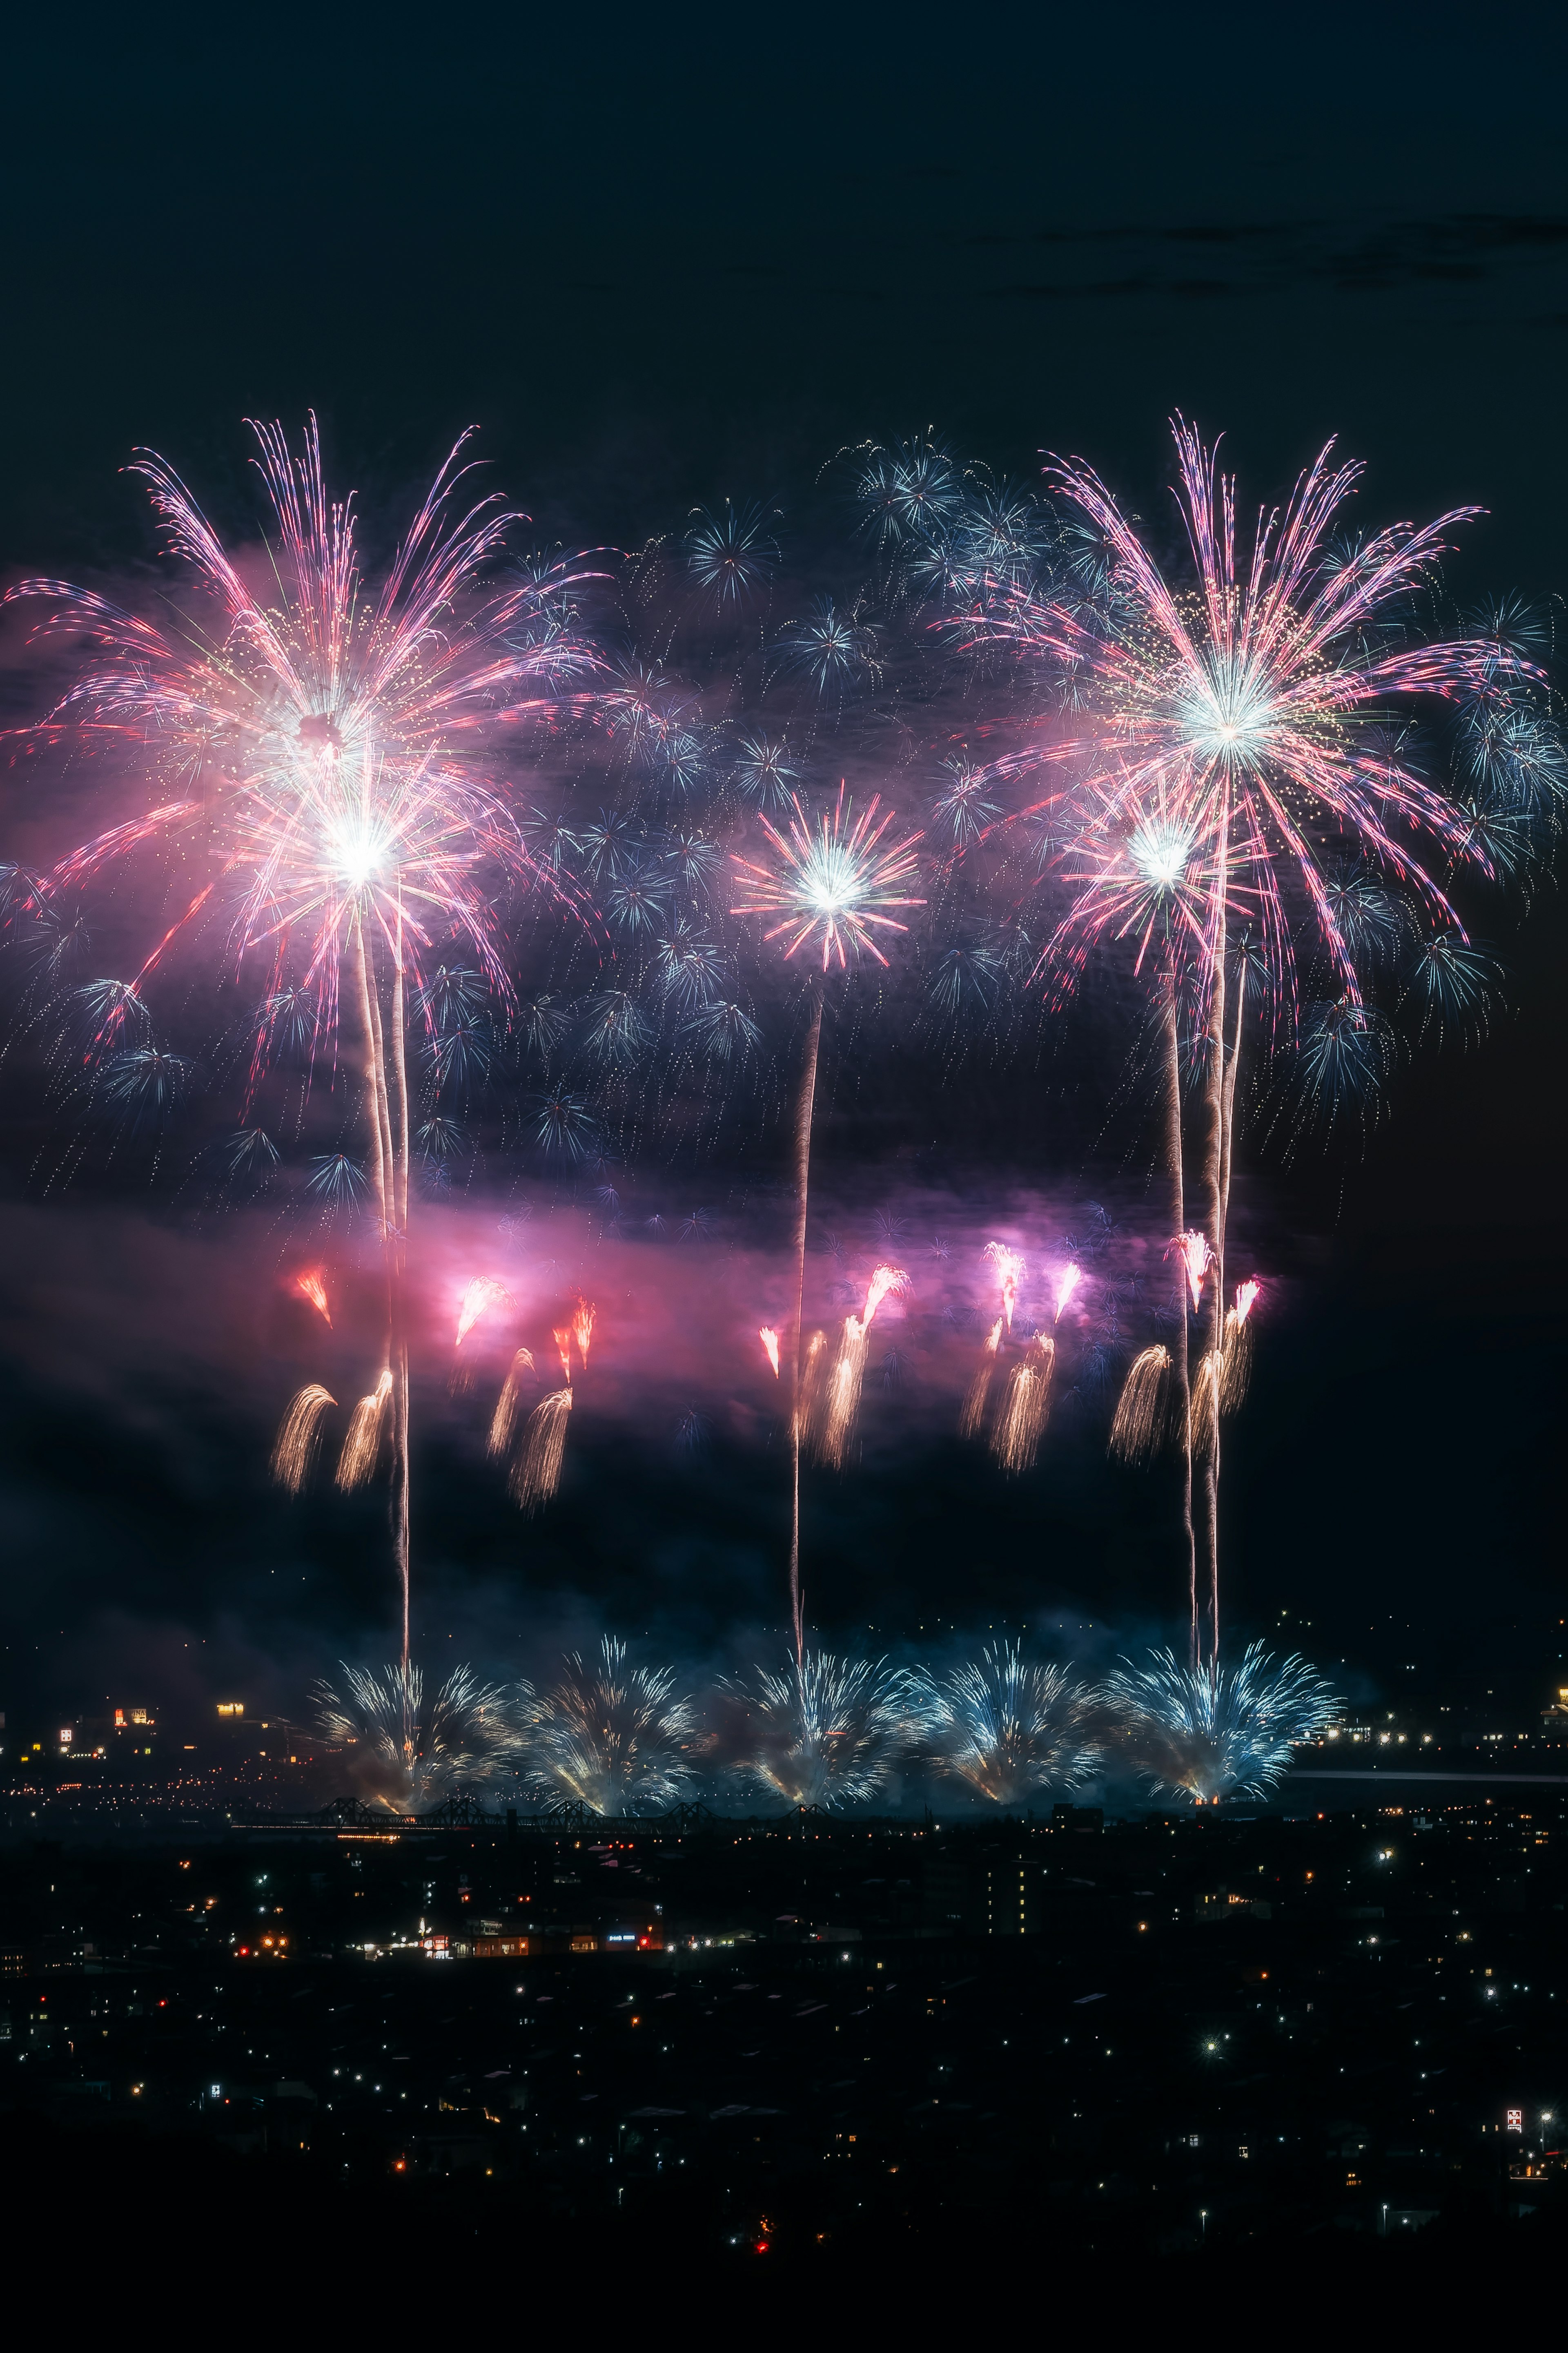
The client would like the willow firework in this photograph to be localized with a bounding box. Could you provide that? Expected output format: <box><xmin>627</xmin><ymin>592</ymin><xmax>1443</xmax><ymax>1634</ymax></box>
<box><xmin>510</xmin><ymin>1387</ymin><xmax>573</xmax><ymax>1511</ymax></box>
<box><xmin>270</xmin><ymin>1383</ymin><xmax>336</xmax><ymax>1493</ymax></box>
<box><xmin>1109</xmin><ymin>1345</ymin><xmax>1171</xmax><ymax>1465</ymax></box>
<box><xmin>990</xmin><ymin>1334</ymin><xmax>1055</xmax><ymax>1472</ymax></box>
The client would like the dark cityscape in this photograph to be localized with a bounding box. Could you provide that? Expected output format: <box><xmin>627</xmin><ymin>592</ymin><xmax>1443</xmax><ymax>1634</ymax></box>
<box><xmin>2</xmin><ymin>0</ymin><xmax>1566</xmax><ymax>2305</ymax></box>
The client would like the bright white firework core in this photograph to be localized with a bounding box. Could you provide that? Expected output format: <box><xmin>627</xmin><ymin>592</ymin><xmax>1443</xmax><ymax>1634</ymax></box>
<box><xmin>1128</xmin><ymin>816</ymin><xmax>1196</xmax><ymax>889</ymax></box>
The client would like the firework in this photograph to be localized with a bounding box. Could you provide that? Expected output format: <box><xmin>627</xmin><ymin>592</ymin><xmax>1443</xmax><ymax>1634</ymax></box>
<box><xmin>314</xmin><ymin>1660</ymin><xmax>514</xmax><ymax>1812</ymax></box>
<box><xmin>759</xmin><ymin>1325</ymin><xmax>781</xmax><ymax>1378</ymax></box>
<box><xmin>292</xmin><ymin>1269</ymin><xmax>332</xmax><ymax>1326</ymax></box>
<box><xmin>336</xmin><ymin>1367</ymin><xmax>393</xmax><ymax>1491</ymax></box>
<box><xmin>456</xmin><ymin>1276</ymin><xmax>512</xmax><ymax>1348</ymax></box>
<box><xmin>1100</xmin><ymin>1642</ymin><xmax>1337</xmax><ymax>1803</ymax></box>
<box><xmin>551</xmin><ymin>1326</ymin><xmax>573</xmax><ymax>1383</ymax></box>
<box><xmin>983</xmin><ymin>1242</ymin><xmax>1026</xmax><ymax>1330</ymax></box>
<box><xmin>1108</xmin><ymin>1344</ymin><xmax>1171</xmax><ymax>1465</ymax></box>
<box><xmin>990</xmin><ymin>1334</ymin><xmax>1055</xmax><ymax>1472</ymax></box>
<box><xmin>487</xmin><ymin>1347</ymin><xmax>538</xmax><ymax>1457</ymax></box>
<box><xmin>1175</xmin><ymin>1231</ymin><xmax>1212</xmax><ymax>1313</ymax></box>
<box><xmin>720</xmin><ymin>1650</ymin><xmax>930</xmax><ymax>1809</ymax></box>
<box><xmin>926</xmin><ymin>1644</ymin><xmax>1094</xmax><ymax>1804</ymax></box>
<box><xmin>6</xmin><ymin>415</ymin><xmax>603</xmax><ymax>1669</ymax></box>
<box><xmin>1053</xmin><ymin>1262</ymin><xmax>1083</xmax><ymax>1321</ymax></box>
<box><xmin>1218</xmin><ymin>1280</ymin><xmax>1261</xmax><ymax>1412</ymax></box>
<box><xmin>523</xmin><ymin>1638</ymin><xmax>700</xmax><ymax>1815</ymax></box>
<box><xmin>270</xmin><ymin>1383</ymin><xmax>336</xmax><ymax>1492</ymax></box>
<box><xmin>732</xmin><ymin>783</ymin><xmax>924</xmax><ymax>971</ymax></box>
<box><xmin>571</xmin><ymin>1295</ymin><xmax>596</xmax><ymax>1366</ymax></box>
<box><xmin>959</xmin><ymin>1317</ymin><xmax>1004</xmax><ymax>1439</ymax></box>
<box><xmin>817</xmin><ymin>1264</ymin><xmax>909</xmax><ymax>1468</ymax></box>
<box><xmin>510</xmin><ymin>1387</ymin><xmax>572</xmax><ymax>1511</ymax></box>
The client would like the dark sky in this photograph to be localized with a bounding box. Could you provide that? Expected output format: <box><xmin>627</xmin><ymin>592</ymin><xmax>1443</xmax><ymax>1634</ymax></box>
<box><xmin>0</xmin><ymin>1</ymin><xmax>1564</xmax><ymax>1724</ymax></box>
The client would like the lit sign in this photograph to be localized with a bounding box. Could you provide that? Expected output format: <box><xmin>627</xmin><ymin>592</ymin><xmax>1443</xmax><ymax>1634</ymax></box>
<box><xmin>217</xmin><ymin>1704</ymin><xmax>243</xmax><ymax>1717</ymax></box>
<box><xmin>59</xmin><ymin>1729</ymin><xmax>73</xmax><ymax>1744</ymax></box>
<box><xmin>1506</xmin><ymin>2110</ymin><xmax>1523</xmax><ymax>2132</ymax></box>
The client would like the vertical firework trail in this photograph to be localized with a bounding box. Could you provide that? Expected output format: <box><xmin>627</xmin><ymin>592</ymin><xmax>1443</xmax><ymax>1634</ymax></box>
<box><xmin>4</xmin><ymin>416</ymin><xmax>604</xmax><ymax>1670</ymax></box>
<box><xmin>1161</xmin><ymin>986</ymin><xmax>1197</xmax><ymax>1663</ymax></box>
<box><xmin>733</xmin><ymin>786</ymin><xmax>923</xmax><ymax>1659</ymax></box>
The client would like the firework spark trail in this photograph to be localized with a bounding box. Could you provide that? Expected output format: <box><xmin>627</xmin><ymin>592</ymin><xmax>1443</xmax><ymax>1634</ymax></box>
<box><xmin>817</xmin><ymin>1263</ymin><xmax>910</xmax><ymax>1468</ymax></box>
<box><xmin>759</xmin><ymin>1325</ymin><xmax>781</xmax><ymax>1378</ymax></box>
<box><xmin>1053</xmin><ymin>1262</ymin><xmax>1083</xmax><ymax>1321</ymax></box>
<box><xmin>926</xmin><ymin>1644</ymin><xmax>1094</xmax><ymax>1803</ymax></box>
<box><xmin>5</xmin><ymin>416</ymin><xmax>604</xmax><ymax>1670</ymax></box>
<box><xmin>1175</xmin><ymin>1230</ymin><xmax>1212</xmax><ymax>1313</ymax></box>
<box><xmin>270</xmin><ymin>1382</ymin><xmax>336</xmax><ymax>1492</ymax></box>
<box><xmin>486</xmin><ymin>1347</ymin><xmax>537</xmax><ymax>1457</ymax></box>
<box><xmin>733</xmin><ymin>787</ymin><xmax>923</xmax><ymax>1658</ymax></box>
<box><xmin>989</xmin><ymin>1333</ymin><xmax>1056</xmax><ymax>1472</ymax></box>
<box><xmin>455</xmin><ymin>1275</ymin><xmax>512</xmax><ymax>1347</ymax></box>
<box><xmin>983</xmin><ymin>1241</ymin><xmax>1026</xmax><ymax>1330</ymax></box>
<box><xmin>959</xmin><ymin>1317</ymin><xmax>1004</xmax><ymax>1438</ymax></box>
<box><xmin>510</xmin><ymin>1387</ymin><xmax>572</xmax><ymax>1511</ymax></box>
<box><xmin>336</xmin><ymin>1367</ymin><xmax>392</xmax><ymax>1490</ymax></box>
<box><xmin>1218</xmin><ymin>1280</ymin><xmax>1261</xmax><ymax>1411</ymax></box>
<box><xmin>1100</xmin><ymin>1642</ymin><xmax>1337</xmax><ymax>1802</ymax></box>
<box><xmin>1108</xmin><ymin>1344</ymin><xmax>1171</xmax><ymax>1465</ymax></box>
<box><xmin>522</xmin><ymin>1637</ymin><xmax>700</xmax><ymax>1814</ymax></box>
<box><xmin>551</xmin><ymin>1326</ymin><xmax>573</xmax><ymax>1383</ymax></box>
<box><xmin>313</xmin><ymin>1660</ymin><xmax>514</xmax><ymax>1811</ymax></box>
<box><xmin>720</xmin><ymin>1650</ymin><xmax>931</xmax><ymax>1809</ymax></box>
<box><xmin>293</xmin><ymin>1269</ymin><xmax>331</xmax><ymax>1325</ymax></box>
<box><xmin>571</xmin><ymin>1295</ymin><xmax>596</xmax><ymax>1365</ymax></box>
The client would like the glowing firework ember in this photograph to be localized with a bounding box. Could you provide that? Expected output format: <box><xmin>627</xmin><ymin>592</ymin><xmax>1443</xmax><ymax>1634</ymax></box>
<box><xmin>731</xmin><ymin>783</ymin><xmax>924</xmax><ymax>969</ymax></box>
<box><xmin>983</xmin><ymin>1242</ymin><xmax>1026</xmax><ymax>1330</ymax></box>
<box><xmin>1100</xmin><ymin>1642</ymin><xmax>1337</xmax><ymax>1803</ymax></box>
<box><xmin>571</xmin><ymin>1296</ymin><xmax>596</xmax><ymax>1365</ymax></box>
<box><xmin>1218</xmin><ymin>1282</ymin><xmax>1261</xmax><ymax>1413</ymax></box>
<box><xmin>1053</xmin><ymin>1263</ymin><xmax>1083</xmax><ymax>1322</ymax></box>
<box><xmin>721</xmin><ymin>1650</ymin><xmax>930</xmax><ymax>1809</ymax></box>
<box><xmin>455</xmin><ymin>1276</ymin><xmax>512</xmax><ymax>1348</ymax></box>
<box><xmin>960</xmin><ymin>1318</ymin><xmax>1004</xmax><ymax>1439</ymax></box>
<box><xmin>292</xmin><ymin>1269</ymin><xmax>331</xmax><ymax>1326</ymax></box>
<box><xmin>1108</xmin><ymin>1345</ymin><xmax>1171</xmax><ymax>1465</ymax></box>
<box><xmin>1176</xmin><ymin>1230</ymin><xmax>1212</xmax><ymax>1312</ymax></box>
<box><xmin>551</xmin><ymin>1326</ymin><xmax>573</xmax><ymax>1383</ymax></box>
<box><xmin>759</xmin><ymin>1325</ymin><xmax>781</xmax><ymax>1378</ymax></box>
<box><xmin>522</xmin><ymin>1638</ymin><xmax>700</xmax><ymax>1815</ymax></box>
<box><xmin>313</xmin><ymin>1660</ymin><xmax>514</xmax><ymax>1812</ymax></box>
<box><xmin>270</xmin><ymin>1383</ymin><xmax>336</xmax><ymax>1492</ymax></box>
<box><xmin>990</xmin><ymin>1334</ymin><xmax>1055</xmax><ymax>1472</ymax></box>
<box><xmin>1233</xmin><ymin>1278</ymin><xmax>1261</xmax><ymax>1324</ymax></box>
<box><xmin>486</xmin><ymin>1347</ymin><xmax>537</xmax><ymax>1457</ymax></box>
<box><xmin>510</xmin><ymin>1387</ymin><xmax>572</xmax><ymax>1511</ymax></box>
<box><xmin>336</xmin><ymin>1367</ymin><xmax>392</xmax><ymax>1491</ymax></box>
<box><xmin>926</xmin><ymin>1644</ymin><xmax>1094</xmax><ymax>1803</ymax></box>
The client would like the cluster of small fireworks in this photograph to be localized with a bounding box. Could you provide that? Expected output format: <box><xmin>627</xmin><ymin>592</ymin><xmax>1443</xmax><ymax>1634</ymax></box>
<box><xmin>510</xmin><ymin>1388</ymin><xmax>573</xmax><ymax>1511</ymax></box>
<box><xmin>336</xmin><ymin>1367</ymin><xmax>393</xmax><ymax>1491</ymax></box>
<box><xmin>989</xmin><ymin>1334</ymin><xmax>1055</xmax><ymax>1472</ymax></box>
<box><xmin>814</xmin><ymin>1263</ymin><xmax>909</xmax><ymax>1468</ymax></box>
<box><xmin>486</xmin><ymin>1347</ymin><xmax>538</xmax><ymax>1456</ymax></box>
<box><xmin>758</xmin><ymin>1325</ymin><xmax>781</xmax><ymax>1378</ymax></box>
<box><xmin>719</xmin><ymin>1649</ymin><xmax>930</xmax><ymax>1808</ymax></box>
<box><xmin>1100</xmin><ymin>1642</ymin><xmax>1337</xmax><ymax>1803</ymax></box>
<box><xmin>293</xmin><ymin>1269</ymin><xmax>331</xmax><ymax>1326</ymax></box>
<box><xmin>521</xmin><ymin>1638</ymin><xmax>701</xmax><ymax>1814</ymax></box>
<box><xmin>959</xmin><ymin>1317</ymin><xmax>1004</xmax><ymax>1439</ymax></box>
<box><xmin>270</xmin><ymin>1383</ymin><xmax>336</xmax><ymax>1493</ymax></box>
<box><xmin>313</xmin><ymin>1660</ymin><xmax>513</xmax><ymax>1811</ymax></box>
<box><xmin>924</xmin><ymin>1642</ymin><xmax>1094</xmax><ymax>1804</ymax></box>
<box><xmin>1108</xmin><ymin>1345</ymin><xmax>1171</xmax><ymax>1465</ymax></box>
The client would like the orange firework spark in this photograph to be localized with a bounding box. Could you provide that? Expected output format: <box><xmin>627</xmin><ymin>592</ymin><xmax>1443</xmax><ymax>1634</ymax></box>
<box><xmin>336</xmin><ymin>1368</ymin><xmax>392</xmax><ymax>1491</ymax></box>
<box><xmin>488</xmin><ymin>1347</ymin><xmax>537</xmax><ymax>1458</ymax></box>
<box><xmin>293</xmin><ymin>1269</ymin><xmax>332</xmax><ymax>1326</ymax></box>
<box><xmin>991</xmin><ymin>1335</ymin><xmax>1055</xmax><ymax>1472</ymax></box>
<box><xmin>571</xmin><ymin>1296</ymin><xmax>596</xmax><ymax>1365</ymax></box>
<box><xmin>960</xmin><ymin>1318</ymin><xmax>1004</xmax><ymax>1439</ymax></box>
<box><xmin>759</xmin><ymin>1326</ymin><xmax>781</xmax><ymax>1378</ymax></box>
<box><xmin>511</xmin><ymin>1387</ymin><xmax>573</xmax><ymax>1511</ymax></box>
<box><xmin>270</xmin><ymin>1383</ymin><xmax>336</xmax><ymax>1492</ymax></box>
<box><xmin>1109</xmin><ymin>1345</ymin><xmax>1171</xmax><ymax>1465</ymax></box>
<box><xmin>455</xmin><ymin>1276</ymin><xmax>513</xmax><ymax>1348</ymax></box>
<box><xmin>1174</xmin><ymin>1231</ymin><xmax>1212</xmax><ymax>1312</ymax></box>
<box><xmin>552</xmin><ymin>1326</ymin><xmax>574</xmax><ymax>1383</ymax></box>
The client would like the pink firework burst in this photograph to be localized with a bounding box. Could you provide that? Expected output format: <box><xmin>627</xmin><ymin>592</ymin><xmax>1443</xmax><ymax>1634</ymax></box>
<box><xmin>731</xmin><ymin>783</ymin><xmax>924</xmax><ymax>970</ymax></box>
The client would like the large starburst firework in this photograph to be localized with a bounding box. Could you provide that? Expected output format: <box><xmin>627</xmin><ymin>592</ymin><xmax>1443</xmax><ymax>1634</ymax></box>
<box><xmin>1100</xmin><ymin>1641</ymin><xmax>1337</xmax><ymax>1803</ymax></box>
<box><xmin>731</xmin><ymin>783</ymin><xmax>924</xmax><ymax>971</ymax></box>
<box><xmin>720</xmin><ymin>1650</ymin><xmax>931</xmax><ymax>1809</ymax></box>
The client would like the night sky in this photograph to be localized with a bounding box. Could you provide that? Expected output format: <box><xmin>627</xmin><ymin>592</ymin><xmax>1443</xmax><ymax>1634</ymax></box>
<box><xmin>1</xmin><ymin>2</ymin><xmax>1564</xmax><ymax>1728</ymax></box>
